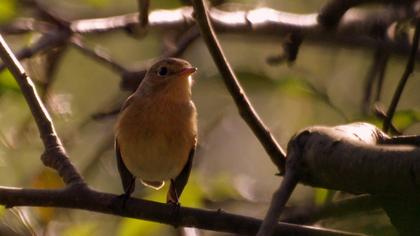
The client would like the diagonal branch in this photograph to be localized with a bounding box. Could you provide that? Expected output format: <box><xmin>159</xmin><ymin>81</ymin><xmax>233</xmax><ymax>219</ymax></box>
<box><xmin>70</xmin><ymin>35</ymin><xmax>128</xmax><ymax>75</ymax></box>
<box><xmin>191</xmin><ymin>0</ymin><xmax>286</xmax><ymax>171</ymax></box>
<box><xmin>383</xmin><ymin>20</ymin><xmax>420</xmax><ymax>132</ymax></box>
<box><xmin>0</xmin><ymin>34</ymin><xmax>84</xmax><ymax>186</ymax></box>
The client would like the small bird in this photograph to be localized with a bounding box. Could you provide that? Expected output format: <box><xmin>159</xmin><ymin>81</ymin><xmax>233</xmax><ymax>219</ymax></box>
<box><xmin>114</xmin><ymin>58</ymin><xmax>197</xmax><ymax>203</ymax></box>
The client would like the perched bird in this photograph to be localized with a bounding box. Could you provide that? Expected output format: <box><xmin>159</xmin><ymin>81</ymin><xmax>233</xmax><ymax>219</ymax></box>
<box><xmin>114</xmin><ymin>58</ymin><xmax>197</xmax><ymax>203</ymax></box>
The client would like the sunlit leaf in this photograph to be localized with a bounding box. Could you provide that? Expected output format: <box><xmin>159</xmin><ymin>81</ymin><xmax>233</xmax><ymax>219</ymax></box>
<box><xmin>0</xmin><ymin>0</ymin><xmax>16</xmax><ymax>23</ymax></box>
<box><xmin>0</xmin><ymin>206</ymin><xmax>5</xmax><ymax>217</ymax></box>
<box><xmin>363</xmin><ymin>109</ymin><xmax>420</xmax><ymax>132</ymax></box>
<box><xmin>0</xmin><ymin>70</ymin><xmax>20</xmax><ymax>94</ymax></box>
<box><xmin>63</xmin><ymin>222</ymin><xmax>97</xmax><ymax>236</ymax></box>
<box><xmin>314</xmin><ymin>188</ymin><xmax>329</xmax><ymax>206</ymax></box>
<box><xmin>391</xmin><ymin>110</ymin><xmax>420</xmax><ymax>131</ymax></box>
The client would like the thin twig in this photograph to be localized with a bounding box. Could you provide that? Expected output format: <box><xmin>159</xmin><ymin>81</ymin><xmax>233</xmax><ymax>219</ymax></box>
<box><xmin>282</xmin><ymin>195</ymin><xmax>379</xmax><ymax>224</ymax></box>
<box><xmin>383</xmin><ymin>20</ymin><xmax>420</xmax><ymax>132</ymax></box>
<box><xmin>138</xmin><ymin>0</ymin><xmax>150</xmax><ymax>28</ymax></box>
<box><xmin>374</xmin><ymin>51</ymin><xmax>389</xmax><ymax>103</ymax></box>
<box><xmin>380</xmin><ymin>134</ymin><xmax>420</xmax><ymax>146</ymax></box>
<box><xmin>162</xmin><ymin>26</ymin><xmax>201</xmax><ymax>58</ymax></box>
<box><xmin>362</xmin><ymin>47</ymin><xmax>388</xmax><ymax>114</ymax></box>
<box><xmin>0</xmin><ymin>18</ymin><xmax>55</xmax><ymax>34</ymax></box>
<box><xmin>70</xmin><ymin>35</ymin><xmax>128</xmax><ymax>75</ymax></box>
<box><xmin>0</xmin><ymin>34</ymin><xmax>84</xmax><ymax>186</ymax></box>
<box><xmin>257</xmin><ymin>170</ymin><xmax>299</xmax><ymax>236</ymax></box>
<box><xmin>191</xmin><ymin>0</ymin><xmax>286</xmax><ymax>171</ymax></box>
<box><xmin>0</xmin><ymin>31</ymin><xmax>69</xmax><ymax>72</ymax></box>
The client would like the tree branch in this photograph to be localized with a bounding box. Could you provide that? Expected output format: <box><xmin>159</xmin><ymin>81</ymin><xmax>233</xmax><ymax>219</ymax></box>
<box><xmin>383</xmin><ymin>20</ymin><xmax>420</xmax><ymax>132</ymax></box>
<box><xmin>138</xmin><ymin>0</ymin><xmax>150</xmax><ymax>28</ymax></box>
<box><xmin>69</xmin><ymin>6</ymin><xmax>419</xmax><ymax>56</ymax></box>
<box><xmin>287</xmin><ymin>122</ymin><xmax>420</xmax><ymax>195</ymax></box>
<box><xmin>191</xmin><ymin>0</ymin><xmax>286</xmax><ymax>171</ymax></box>
<box><xmin>318</xmin><ymin>0</ymin><xmax>412</xmax><ymax>27</ymax></box>
<box><xmin>70</xmin><ymin>35</ymin><xmax>128</xmax><ymax>75</ymax></box>
<box><xmin>0</xmin><ymin>186</ymin><xmax>361</xmax><ymax>236</ymax></box>
<box><xmin>0</xmin><ymin>31</ymin><xmax>69</xmax><ymax>72</ymax></box>
<box><xmin>0</xmin><ymin>34</ymin><xmax>84</xmax><ymax>186</ymax></box>
<box><xmin>282</xmin><ymin>195</ymin><xmax>380</xmax><ymax>225</ymax></box>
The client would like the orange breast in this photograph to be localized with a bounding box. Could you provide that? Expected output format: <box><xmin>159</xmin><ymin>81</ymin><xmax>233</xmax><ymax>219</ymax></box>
<box><xmin>115</xmin><ymin>95</ymin><xmax>197</xmax><ymax>182</ymax></box>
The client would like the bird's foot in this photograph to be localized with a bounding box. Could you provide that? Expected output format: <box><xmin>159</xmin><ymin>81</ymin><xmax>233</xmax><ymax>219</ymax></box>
<box><xmin>167</xmin><ymin>200</ymin><xmax>181</xmax><ymax>228</ymax></box>
<box><xmin>111</xmin><ymin>193</ymin><xmax>131</xmax><ymax>213</ymax></box>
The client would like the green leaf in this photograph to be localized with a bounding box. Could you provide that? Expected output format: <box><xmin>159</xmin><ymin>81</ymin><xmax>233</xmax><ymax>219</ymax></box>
<box><xmin>314</xmin><ymin>188</ymin><xmax>329</xmax><ymax>206</ymax></box>
<box><xmin>0</xmin><ymin>0</ymin><xmax>16</xmax><ymax>23</ymax></box>
<box><xmin>0</xmin><ymin>70</ymin><xmax>20</xmax><ymax>94</ymax></box>
<box><xmin>391</xmin><ymin>110</ymin><xmax>420</xmax><ymax>131</ymax></box>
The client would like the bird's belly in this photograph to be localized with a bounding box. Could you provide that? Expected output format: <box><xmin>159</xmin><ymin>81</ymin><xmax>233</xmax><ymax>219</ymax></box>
<box><xmin>119</xmin><ymin>129</ymin><xmax>191</xmax><ymax>182</ymax></box>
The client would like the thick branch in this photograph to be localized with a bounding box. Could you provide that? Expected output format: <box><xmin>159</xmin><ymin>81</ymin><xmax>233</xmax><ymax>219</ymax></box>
<box><xmin>0</xmin><ymin>34</ymin><xmax>84</xmax><ymax>186</ymax></box>
<box><xmin>289</xmin><ymin>122</ymin><xmax>420</xmax><ymax>194</ymax></box>
<box><xmin>0</xmin><ymin>186</ymin><xmax>361</xmax><ymax>236</ymax></box>
<box><xmin>191</xmin><ymin>0</ymin><xmax>286</xmax><ymax>171</ymax></box>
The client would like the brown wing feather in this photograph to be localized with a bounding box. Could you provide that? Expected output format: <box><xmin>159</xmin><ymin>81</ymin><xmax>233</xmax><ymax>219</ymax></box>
<box><xmin>115</xmin><ymin>139</ymin><xmax>136</xmax><ymax>196</ymax></box>
<box><xmin>167</xmin><ymin>145</ymin><xmax>196</xmax><ymax>203</ymax></box>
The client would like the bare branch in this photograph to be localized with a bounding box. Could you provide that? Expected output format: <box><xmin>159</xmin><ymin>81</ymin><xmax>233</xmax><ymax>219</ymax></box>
<box><xmin>138</xmin><ymin>0</ymin><xmax>150</xmax><ymax>28</ymax></box>
<box><xmin>69</xmin><ymin>6</ymin><xmax>420</xmax><ymax>58</ymax></box>
<box><xmin>191</xmin><ymin>0</ymin><xmax>286</xmax><ymax>171</ymax></box>
<box><xmin>0</xmin><ymin>18</ymin><xmax>55</xmax><ymax>34</ymax></box>
<box><xmin>0</xmin><ymin>34</ymin><xmax>84</xmax><ymax>186</ymax></box>
<box><xmin>70</xmin><ymin>35</ymin><xmax>128</xmax><ymax>75</ymax></box>
<box><xmin>282</xmin><ymin>195</ymin><xmax>380</xmax><ymax>224</ymax></box>
<box><xmin>0</xmin><ymin>31</ymin><xmax>69</xmax><ymax>72</ymax></box>
<box><xmin>0</xmin><ymin>186</ymin><xmax>361</xmax><ymax>236</ymax></box>
<box><xmin>162</xmin><ymin>26</ymin><xmax>200</xmax><ymax>58</ymax></box>
<box><xmin>258</xmin><ymin>168</ymin><xmax>299</xmax><ymax>236</ymax></box>
<box><xmin>318</xmin><ymin>0</ymin><xmax>413</xmax><ymax>27</ymax></box>
<box><xmin>384</xmin><ymin>20</ymin><xmax>420</xmax><ymax>132</ymax></box>
<box><xmin>362</xmin><ymin>47</ymin><xmax>389</xmax><ymax>114</ymax></box>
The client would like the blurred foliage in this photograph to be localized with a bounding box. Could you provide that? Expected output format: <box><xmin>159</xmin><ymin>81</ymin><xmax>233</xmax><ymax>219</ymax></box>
<box><xmin>0</xmin><ymin>70</ymin><xmax>20</xmax><ymax>95</ymax></box>
<box><xmin>314</xmin><ymin>188</ymin><xmax>329</xmax><ymax>206</ymax></box>
<box><xmin>0</xmin><ymin>0</ymin><xmax>16</xmax><ymax>23</ymax></box>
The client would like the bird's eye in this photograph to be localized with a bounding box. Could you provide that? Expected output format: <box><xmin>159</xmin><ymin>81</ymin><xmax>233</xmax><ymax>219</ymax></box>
<box><xmin>157</xmin><ymin>66</ymin><xmax>169</xmax><ymax>76</ymax></box>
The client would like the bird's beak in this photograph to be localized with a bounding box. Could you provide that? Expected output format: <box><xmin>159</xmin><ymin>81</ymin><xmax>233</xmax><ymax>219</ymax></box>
<box><xmin>178</xmin><ymin>67</ymin><xmax>197</xmax><ymax>77</ymax></box>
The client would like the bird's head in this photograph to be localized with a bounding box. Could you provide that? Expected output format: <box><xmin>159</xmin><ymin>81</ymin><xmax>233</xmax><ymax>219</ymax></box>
<box><xmin>137</xmin><ymin>58</ymin><xmax>197</xmax><ymax>99</ymax></box>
